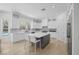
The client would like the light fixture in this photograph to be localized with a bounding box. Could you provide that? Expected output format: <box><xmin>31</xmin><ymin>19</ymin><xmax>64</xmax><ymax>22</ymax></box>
<box><xmin>41</xmin><ymin>8</ymin><xmax>46</xmax><ymax>11</ymax></box>
<box><xmin>52</xmin><ymin>5</ymin><xmax>55</xmax><ymax>8</ymax></box>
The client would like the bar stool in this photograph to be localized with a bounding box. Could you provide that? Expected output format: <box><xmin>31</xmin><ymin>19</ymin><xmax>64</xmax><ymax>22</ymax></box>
<box><xmin>28</xmin><ymin>35</ymin><xmax>41</xmax><ymax>54</ymax></box>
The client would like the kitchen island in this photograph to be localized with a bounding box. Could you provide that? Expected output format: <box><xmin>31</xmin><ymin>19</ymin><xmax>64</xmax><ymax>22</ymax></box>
<box><xmin>29</xmin><ymin>32</ymin><xmax>50</xmax><ymax>49</ymax></box>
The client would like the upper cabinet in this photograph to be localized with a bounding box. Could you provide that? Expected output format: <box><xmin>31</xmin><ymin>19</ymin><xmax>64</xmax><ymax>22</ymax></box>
<box><xmin>42</xmin><ymin>18</ymin><xmax>48</xmax><ymax>26</ymax></box>
<box><xmin>32</xmin><ymin>19</ymin><xmax>42</xmax><ymax>29</ymax></box>
<box><xmin>48</xmin><ymin>18</ymin><xmax>57</xmax><ymax>29</ymax></box>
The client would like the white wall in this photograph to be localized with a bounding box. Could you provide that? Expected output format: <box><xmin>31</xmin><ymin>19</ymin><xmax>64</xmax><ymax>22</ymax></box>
<box><xmin>72</xmin><ymin>4</ymin><xmax>79</xmax><ymax>55</ymax></box>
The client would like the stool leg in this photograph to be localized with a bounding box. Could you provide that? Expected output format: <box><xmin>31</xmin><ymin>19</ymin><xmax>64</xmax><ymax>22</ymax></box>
<box><xmin>28</xmin><ymin>42</ymin><xmax>30</xmax><ymax>54</ymax></box>
<box><xmin>35</xmin><ymin>43</ymin><xmax>36</xmax><ymax>54</ymax></box>
<box><xmin>28</xmin><ymin>41</ymin><xmax>30</xmax><ymax>53</ymax></box>
<box><xmin>40</xmin><ymin>41</ymin><xmax>41</xmax><ymax>51</ymax></box>
<box><xmin>24</xmin><ymin>40</ymin><xmax>26</xmax><ymax>53</ymax></box>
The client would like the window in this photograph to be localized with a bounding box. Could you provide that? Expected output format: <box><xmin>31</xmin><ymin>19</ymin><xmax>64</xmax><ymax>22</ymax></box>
<box><xmin>3</xmin><ymin>20</ymin><xmax>8</xmax><ymax>32</ymax></box>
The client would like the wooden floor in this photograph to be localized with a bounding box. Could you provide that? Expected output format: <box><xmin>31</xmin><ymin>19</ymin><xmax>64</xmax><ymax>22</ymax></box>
<box><xmin>0</xmin><ymin>38</ymin><xmax>68</xmax><ymax>55</ymax></box>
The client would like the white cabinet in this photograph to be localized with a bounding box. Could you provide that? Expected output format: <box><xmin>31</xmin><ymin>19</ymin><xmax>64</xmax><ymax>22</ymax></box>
<box><xmin>42</xmin><ymin>18</ymin><xmax>48</xmax><ymax>26</ymax></box>
<box><xmin>32</xmin><ymin>19</ymin><xmax>42</xmax><ymax>29</ymax></box>
<box><xmin>12</xmin><ymin>33</ymin><xmax>25</xmax><ymax>42</ymax></box>
<box><xmin>50</xmin><ymin>32</ymin><xmax>57</xmax><ymax>39</ymax></box>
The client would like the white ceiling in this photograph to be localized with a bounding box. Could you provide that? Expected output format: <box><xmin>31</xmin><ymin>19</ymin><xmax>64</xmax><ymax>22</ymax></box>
<box><xmin>0</xmin><ymin>3</ymin><xmax>71</xmax><ymax>19</ymax></box>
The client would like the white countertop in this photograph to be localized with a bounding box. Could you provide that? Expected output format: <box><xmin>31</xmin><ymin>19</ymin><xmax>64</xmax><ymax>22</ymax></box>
<box><xmin>28</xmin><ymin>32</ymin><xmax>50</xmax><ymax>38</ymax></box>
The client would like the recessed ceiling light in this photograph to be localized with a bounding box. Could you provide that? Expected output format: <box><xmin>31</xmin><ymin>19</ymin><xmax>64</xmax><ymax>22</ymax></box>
<box><xmin>52</xmin><ymin>5</ymin><xmax>56</xmax><ymax>8</ymax></box>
